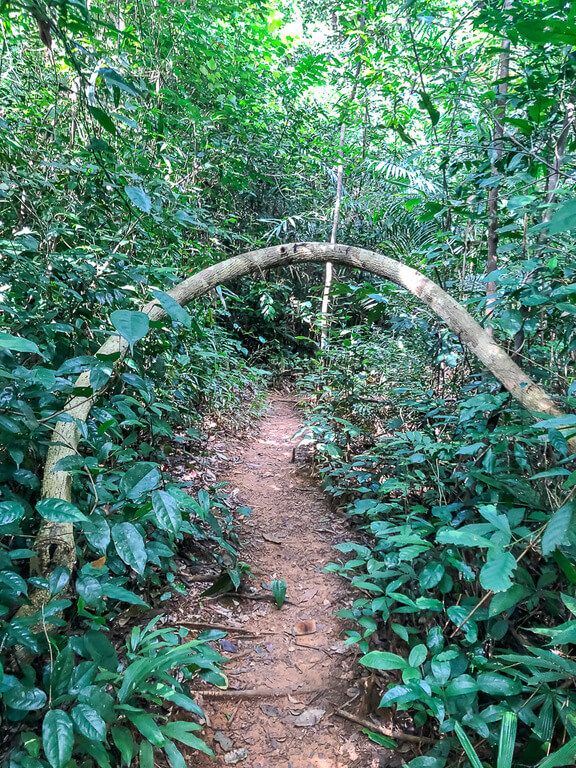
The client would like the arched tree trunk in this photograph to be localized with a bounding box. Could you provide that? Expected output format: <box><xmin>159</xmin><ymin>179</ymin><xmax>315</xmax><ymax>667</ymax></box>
<box><xmin>25</xmin><ymin>241</ymin><xmax>574</xmax><ymax>618</ymax></box>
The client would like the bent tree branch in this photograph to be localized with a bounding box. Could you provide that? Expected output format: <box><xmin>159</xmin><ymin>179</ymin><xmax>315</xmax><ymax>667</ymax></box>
<box><xmin>27</xmin><ymin>241</ymin><xmax>574</xmax><ymax>616</ymax></box>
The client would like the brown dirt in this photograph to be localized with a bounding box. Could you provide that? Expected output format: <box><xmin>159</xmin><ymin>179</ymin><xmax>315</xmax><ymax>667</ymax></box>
<box><xmin>179</xmin><ymin>395</ymin><xmax>396</xmax><ymax>768</ymax></box>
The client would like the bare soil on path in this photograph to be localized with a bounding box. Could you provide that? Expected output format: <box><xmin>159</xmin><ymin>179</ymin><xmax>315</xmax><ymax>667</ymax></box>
<box><xmin>177</xmin><ymin>396</ymin><xmax>397</xmax><ymax>768</ymax></box>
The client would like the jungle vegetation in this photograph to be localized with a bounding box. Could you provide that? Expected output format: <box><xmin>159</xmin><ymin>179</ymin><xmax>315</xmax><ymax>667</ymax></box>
<box><xmin>0</xmin><ymin>0</ymin><xmax>576</xmax><ymax>766</ymax></box>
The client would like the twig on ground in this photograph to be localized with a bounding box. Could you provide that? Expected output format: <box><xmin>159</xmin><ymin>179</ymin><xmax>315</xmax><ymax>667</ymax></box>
<box><xmin>178</xmin><ymin>620</ymin><xmax>256</xmax><ymax>634</ymax></box>
<box><xmin>334</xmin><ymin>709</ymin><xmax>436</xmax><ymax>745</ymax></box>
<box><xmin>191</xmin><ymin>686</ymin><xmax>323</xmax><ymax>699</ymax></box>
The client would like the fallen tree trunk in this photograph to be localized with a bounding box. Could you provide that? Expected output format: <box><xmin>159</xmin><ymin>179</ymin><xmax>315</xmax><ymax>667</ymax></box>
<box><xmin>27</xmin><ymin>241</ymin><xmax>574</xmax><ymax>614</ymax></box>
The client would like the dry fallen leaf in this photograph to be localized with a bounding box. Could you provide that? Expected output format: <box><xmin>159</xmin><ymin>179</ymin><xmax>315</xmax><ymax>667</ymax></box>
<box><xmin>224</xmin><ymin>747</ymin><xmax>248</xmax><ymax>764</ymax></box>
<box><xmin>293</xmin><ymin>708</ymin><xmax>326</xmax><ymax>727</ymax></box>
<box><xmin>293</xmin><ymin>619</ymin><xmax>317</xmax><ymax>635</ymax></box>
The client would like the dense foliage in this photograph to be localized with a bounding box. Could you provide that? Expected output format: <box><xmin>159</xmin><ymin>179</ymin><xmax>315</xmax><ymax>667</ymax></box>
<box><xmin>0</xmin><ymin>0</ymin><xmax>575</xmax><ymax>766</ymax></box>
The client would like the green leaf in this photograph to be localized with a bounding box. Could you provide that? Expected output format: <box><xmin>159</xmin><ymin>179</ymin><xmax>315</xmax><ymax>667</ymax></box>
<box><xmin>110</xmin><ymin>310</ymin><xmax>150</xmax><ymax>348</ymax></box>
<box><xmin>480</xmin><ymin>551</ymin><xmax>517</xmax><ymax>592</ymax></box>
<box><xmin>161</xmin><ymin>722</ymin><xmax>213</xmax><ymax>754</ymax></box>
<box><xmin>436</xmin><ymin>528</ymin><xmax>492</xmax><ymax>548</ymax></box>
<box><xmin>359</xmin><ymin>650</ymin><xmax>407</xmax><ymax>671</ymax></box>
<box><xmin>547</xmin><ymin>200</ymin><xmax>576</xmax><ymax>235</ymax></box>
<box><xmin>112</xmin><ymin>522</ymin><xmax>147</xmax><ymax>575</ymax></box>
<box><xmin>42</xmin><ymin>710</ymin><xmax>74</xmax><ymax>768</ymax></box>
<box><xmin>497</xmin><ymin>712</ymin><xmax>517</xmax><ymax>768</ymax></box>
<box><xmin>537</xmin><ymin>738</ymin><xmax>576</xmax><ymax>768</ymax></box>
<box><xmin>84</xmin><ymin>630</ymin><xmax>119</xmax><ymax>672</ymax></box>
<box><xmin>111</xmin><ymin>726</ymin><xmax>135</xmax><ymax>765</ymax></box>
<box><xmin>271</xmin><ymin>578</ymin><xmax>287</xmax><ymax>608</ymax></box>
<box><xmin>476</xmin><ymin>672</ymin><xmax>521</xmax><ymax>697</ymax></box>
<box><xmin>36</xmin><ymin>498</ymin><xmax>88</xmax><ymax>523</ymax></box>
<box><xmin>4</xmin><ymin>685</ymin><xmax>47</xmax><ymax>711</ymax></box>
<box><xmin>542</xmin><ymin>503</ymin><xmax>575</xmax><ymax>556</ymax></box>
<box><xmin>361</xmin><ymin>728</ymin><xmax>397</xmax><ymax>748</ymax></box>
<box><xmin>0</xmin><ymin>569</ymin><xmax>27</xmax><ymax>595</ymax></box>
<box><xmin>71</xmin><ymin>704</ymin><xmax>106</xmax><ymax>741</ymax></box>
<box><xmin>419</xmin><ymin>562</ymin><xmax>445</xmax><ymax>589</ymax></box>
<box><xmin>163</xmin><ymin>740</ymin><xmax>187</xmax><ymax>768</ymax></box>
<box><xmin>454</xmin><ymin>721</ymin><xmax>483</xmax><ymax>768</ymax></box>
<box><xmin>152</xmin><ymin>490</ymin><xmax>182</xmax><ymax>534</ymax></box>
<box><xmin>0</xmin><ymin>332</ymin><xmax>40</xmax><ymax>353</ymax></box>
<box><xmin>125</xmin><ymin>185</ymin><xmax>152</xmax><ymax>213</ymax></box>
<box><xmin>126</xmin><ymin>712</ymin><xmax>165</xmax><ymax>746</ymax></box>
<box><xmin>139</xmin><ymin>741</ymin><xmax>154</xmax><ymax>768</ymax></box>
<box><xmin>0</xmin><ymin>500</ymin><xmax>25</xmax><ymax>525</ymax></box>
<box><xmin>89</xmin><ymin>106</ymin><xmax>117</xmax><ymax>134</ymax></box>
<box><xmin>489</xmin><ymin>585</ymin><xmax>530</xmax><ymax>617</ymax></box>
<box><xmin>151</xmin><ymin>289</ymin><xmax>191</xmax><ymax>328</ymax></box>
<box><xmin>120</xmin><ymin>462</ymin><xmax>161</xmax><ymax>500</ymax></box>
<box><xmin>445</xmin><ymin>674</ymin><xmax>478</xmax><ymax>697</ymax></box>
<box><xmin>408</xmin><ymin>644</ymin><xmax>427</xmax><ymax>668</ymax></box>
<box><xmin>418</xmin><ymin>91</ymin><xmax>440</xmax><ymax>126</ymax></box>
<box><xmin>101</xmin><ymin>583</ymin><xmax>149</xmax><ymax>607</ymax></box>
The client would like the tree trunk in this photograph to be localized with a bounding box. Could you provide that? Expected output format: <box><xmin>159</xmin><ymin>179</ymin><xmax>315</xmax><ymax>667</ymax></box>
<box><xmin>319</xmin><ymin>19</ymin><xmax>364</xmax><ymax>349</ymax></box>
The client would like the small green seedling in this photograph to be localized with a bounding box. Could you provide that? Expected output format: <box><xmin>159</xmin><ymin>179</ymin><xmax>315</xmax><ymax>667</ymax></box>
<box><xmin>271</xmin><ymin>579</ymin><xmax>287</xmax><ymax>609</ymax></box>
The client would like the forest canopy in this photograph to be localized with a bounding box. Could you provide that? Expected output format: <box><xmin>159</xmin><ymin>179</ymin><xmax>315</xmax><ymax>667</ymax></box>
<box><xmin>1</xmin><ymin>0</ymin><xmax>576</xmax><ymax>767</ymax></box>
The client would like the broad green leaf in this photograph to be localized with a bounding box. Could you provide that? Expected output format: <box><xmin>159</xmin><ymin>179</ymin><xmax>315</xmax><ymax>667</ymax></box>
<box><xmin>0</xmin><ymin>332</ymin><xmax>39</xmax><ymax>353</ymax></box>
<box><xmin>36</xmin><ymin>498</ymin><xmax>88</xmax><ymax>523</ymax></box>
<box><xmin>0</xmin><ymin>501</ymin><xmax>25</xmax><ymax>525</ymax></box>
<box><xmin>359</xmin><ymin>650</ymin><xmax>407</xmax><ymax>671</ymax></box>
<box><xmin>497</xmin><ymin>712</ymin><xmax>518</xmax><ymax>768</ymax></box>
<box><xmin>419</xmin><ymin>562</ymin><xmax>444</xmax><ymax>589</ymax></box>
<box><xmin>163</xmin><ymin>740</ymin><xmax>187</xmax><ymax>768</ymax></box>
<box><xmin>408</xmin><ymin>644</ymin><xmax>427</xmax><ymax>668</ymax></box>
<box><xmin>542</xmin><ymin>503</ymin><xmax>575</xmax><ymax>556</ymax></box>
<box><xmin>489</xmin><ymin>585</ymin><xmax>530</xmax><ymax>617</ymax></box>
<box><xmin>152</xmin><ymin>490</ymin><xmax>182</xmax><ymax>534</ymax></box>
<box><xmin>480</xmin><ymin>551</ymin><xmax>517</xmax><ymax>592</ymax></box>
<box><xmin>42</xmin><ymin>710</ymin><xmax>74</xmax><ymax>768</ymax></box>
<box><xmin>84</xmin><ymin>630</ymin><xmax>119</xmax><ymax>672</ymax></box>
<box><xmin>4</xmin><ymin>685</ymin><xmax>47</xmax><ymax>711</ymax></box>
<box><xmin>436</xmin><ymin>529</ymin><xmax>492</xmax><ymax>548</ymax></box>
<box><xmin>83</xmin><ymin>515</ymin><xmax>111</xmax><ymax>552</ymax></box>
<box><xmin>161</xmin><ymin>722</ymin><xmax>213</xmax><ymax>754</ymax></box>
<box><xmin>71</xmin><ymin>703</ymin><xmax>106</xmax><ymax>741</ymax></box>
<box><xmin>139</xmin><ymin>741</ymin><xmax>154</xmax><ymax>768</ymax></box>
<box><xmin>101</xmin><ymin>583</ymin><xmax>149</xmax><ymax>607</ymax></box>
<box><xmin>476</xmin><ymin>672</ymin><xmax>521</xmax><ymax>696</ymax></box>
<box><xmin>120</xmin><ymin>462</ymin><xmax>161</xmax><ymax>500</ymax></box>
<box><xmin>89</xmin><ymin>106</ymin><xmax>116</xmax><ymax>134</ymax></box>
<box><xmin>151</xmin><ymin>289</ymin><xmax>191</xmax><ymax>328</ymax></box>
<box><xmin>126</xmin><ymin>712</ymin><xmax>165</xmax><ymax>746</ymax></box>
<box><xmin>110</xmin><ymin>310</ymin><xmax>150</xmax><ymax>347</ymax></box>
<box><xmin>125</xmin><ymin>185</ymin><xmax>152</xmax><ymax>213</ymax></box>
<box><xmin>445</xmin><ymin>674</ymin><xmax>478</xmax><ymax>697</ymax></box>
<box><xmin>547</xmin><ymin>200</ymin><xmax>576</xmax><ymax>234</ymax></box>
<box><xmin>112</xmin><ymin>522</ymin><xmax>147</xmax><ymax>575</ymax></box>
<box><xmin>361</xmin><ymin>728</ymin><xmax>397</xmax><ymax>748</ymax></box>
<box><xmin>111</xmin><ymin>726</ymin><xmax>135</xmax><ymax>765</ymax></box>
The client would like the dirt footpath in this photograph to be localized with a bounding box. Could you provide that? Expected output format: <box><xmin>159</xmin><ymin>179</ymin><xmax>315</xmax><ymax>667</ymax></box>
<box><xmin>178</xmin><ymin>396</ymin><xmax>395</xmax><ymax>768</ymax></box>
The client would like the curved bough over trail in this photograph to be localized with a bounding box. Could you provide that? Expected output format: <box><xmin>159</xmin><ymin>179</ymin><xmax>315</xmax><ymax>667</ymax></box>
<box><xmin>28</xmin><ymin>241</ymin><xmax>574</xmax><ymax>608</ymax></box>
<box><xmin>181</xmin><ymin>395</ymin><xmax>395</xmax><ymax>767</ymax></box>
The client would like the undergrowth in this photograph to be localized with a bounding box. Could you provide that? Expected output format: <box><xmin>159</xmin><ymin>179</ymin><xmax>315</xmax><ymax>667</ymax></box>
<box><xmin>0</xmin><ymin>254</ymin><xmax>267</xmax><ymax>767</ymax></box>
<box><xmin>299</xmin><ymin>325</ymin><xmax>576</xmax><ymax>768</ymax></box>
